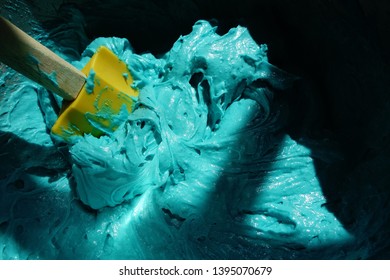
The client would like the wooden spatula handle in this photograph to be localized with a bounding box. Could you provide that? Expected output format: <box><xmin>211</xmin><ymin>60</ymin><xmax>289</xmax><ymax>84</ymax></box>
<box><xmin>0</xmin><ymin>16</ymin><xmax>86</xmax><ymax>100</ymax></box>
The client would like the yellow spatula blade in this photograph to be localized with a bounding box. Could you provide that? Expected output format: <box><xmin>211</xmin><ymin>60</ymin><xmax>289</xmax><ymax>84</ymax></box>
<box><xmin>51</xmin><ymin>46</ymin><xmax>138</xmax><ymax>139</ymax></box>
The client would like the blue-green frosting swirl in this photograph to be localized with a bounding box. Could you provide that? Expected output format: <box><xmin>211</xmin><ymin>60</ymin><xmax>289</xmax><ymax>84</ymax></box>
<box><xmin>0</xmin><ymin>20</ymin><xmax>354</xmax><ymax>259</ymax></box>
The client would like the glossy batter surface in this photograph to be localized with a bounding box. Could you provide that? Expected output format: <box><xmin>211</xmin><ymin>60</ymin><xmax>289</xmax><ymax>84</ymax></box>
<box><xmin>0</xmin><ymin>20</ymin><xmax>356</xmax><ymax>259</ymax></box>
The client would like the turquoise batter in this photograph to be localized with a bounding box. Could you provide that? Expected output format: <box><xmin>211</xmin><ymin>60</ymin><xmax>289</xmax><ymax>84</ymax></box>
<box><xmin>0</xmin><ymin>20</ymin><xmax>354</xmax><ymax>259</ymax></box>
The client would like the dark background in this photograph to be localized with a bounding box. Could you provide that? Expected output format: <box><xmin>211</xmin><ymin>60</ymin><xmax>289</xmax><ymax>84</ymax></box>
<box><xmin>75</xmin><ymin>0</ymin><xmax>390</xmax><ymax>258</ymax></box>
<box><xmin>1</xmin><ymin>0</ymin><xmax>389</xmax><ymax>258</ymax></box>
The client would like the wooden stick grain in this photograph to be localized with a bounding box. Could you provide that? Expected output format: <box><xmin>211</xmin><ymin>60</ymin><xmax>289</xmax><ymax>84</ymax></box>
<box><xmin>0</xmin><ymin>16</ymin><xmax>86</xmax><ymax>100</ymax></box>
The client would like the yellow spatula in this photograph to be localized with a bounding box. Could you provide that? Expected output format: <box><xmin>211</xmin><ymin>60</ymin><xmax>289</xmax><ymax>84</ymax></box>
<box><xmin>0</xmin><ymin>16</ymin><xmax>138</xmax><ymax>140</ymax></box>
